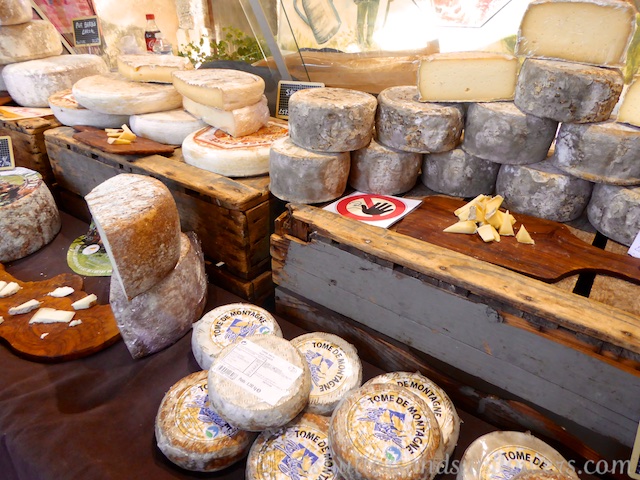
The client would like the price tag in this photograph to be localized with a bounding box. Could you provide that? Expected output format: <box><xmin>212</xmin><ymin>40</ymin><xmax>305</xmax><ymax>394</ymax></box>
<box><xmin>276</xmin><ymin>80</ymin><xmax>324</xmax><ymax>119</ymax></box>
<box><xmin>0</xmin><ymin>136</ymin><xmax>15</xmax><ymax>171</ymax></box>
<box><xmin>630</xmin><ymin>421</ymin><xmax>640</xmax><ymax>480</ymax></box>
<box><xmin>629</xmin><ymin>231</ymin><xmax>640</xmax><ymax>259</ymax></box>
<box><xmin>72</xmin><ymin>16</ymin><xmax>101</xmax><ymax>46</ymax></box>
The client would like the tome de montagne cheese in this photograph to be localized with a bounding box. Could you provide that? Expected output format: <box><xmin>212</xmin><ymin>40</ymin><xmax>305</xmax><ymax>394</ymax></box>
<box><xmin>375</xmin><ymin>86</ymin><xmax>463</xmax><ymax>153</ymax></box>
<box><xmin>129</xmin><ymin>109</ymin><xmax>206</xmax><ymax>145</ymax></box>
<box><xmin>48</xmin><ymin>90</ymin><xmax>130</xmax><ymax>129</ymax></box>
<box><xmin>182</xmin><ymin>95</ymin><xmax>270</xmax><ymax>137</ymax></box>
<box><xmin>288</xmin><ymin>87</ymin><xmax>376</xmax><ymax>152</ymax></box>
<box><xmin>511</xmin><ymin>472</ymin><xmax>579</xmax><ymax>480</ymax></box>
<box><xmin>117</xmin><ymin>54</ymin><xmax>194</xmax><ymax>83</ymax></box>
<box><xmin>0</xmin><ymin>0</ymin><xmax>32</xmax><ymax>26</ymax></box>
<box><xmin>587</xmin><ymin>184</ymin><xmax>640</xmax><ymax>246</ymax></box>
<box><xmin>0</xmin><ymin>20</ymin><xmax>62</xmax><ymax>65</ymax></box>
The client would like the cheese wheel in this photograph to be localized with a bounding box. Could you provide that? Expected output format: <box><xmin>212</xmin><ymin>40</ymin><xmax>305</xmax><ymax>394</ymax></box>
<box><xmin>208</xmin><ymin>335</ymin><xmax>311</xmax><ymax>431</ymax></box>
<box><xmin>514</xmin><ymin>58</ymin><xmax>623</xmax><ymax>123</ymax></box>
<box><xmin>288</xmin><ymin>87</ymin><xmax>377</xmax><ymax>152</ymax></box>
<box><xmin>511</xmin><ymin>472</ymin><xmax>578</xmax><ymax>480</ymax></box>
<box><xmin>191</xmin><ymin>303</ymin><xmax>282</xmax><ymax>371</ymax></box>
<box><xmin>0</xmin><ymin>20</ymin><xmax>62</xmax><ymax>65</ymax></box>
<box><xmin>0</xmin><ymin>65</ymin><xmax>6</xmax><ymax>91</ymax></box>
<box><xmin>109</xmin><ymin>232</ymin><xmax>207</xmax><ymax>359</ymax></box>
<box><xmin>117</xmin><ymin>54</ymin><xmax>194</xmax><ymax>83</ymax></box>
<box><xmin>182</xmin><ymin>95</ymin><xmax>270</xmax><ymax>137</ymax></box>
<box><xmin>85</xmin><ymin>174</ymin><xmax>181</xmax><ymax>300</ymax></box>
<box><xmin>0</xmin><ymin>0</ymin><xmax>32</xmax><ymax>26</ymax></box>
<box><xmin>616</xmin><ymin>75</ymin><xmax>640</xmax><ymax>127</ymax></box>
<box><xmin>461</xmin><ymin>102</ymin><xmax>557</xmax><ymax>165</ymax></box>
<box><xmin>129</xmin><ymin>109</ymin><xmax>206</xmax><ymax>145</ymax></box>
<box><xmin>375</xmin><ymin>86</ymin><xmax>463</xmax><ymax>153</ymax></box>
<box><xmin>0</xmin><ymin>168</ymin><xmax>61</xmax><ymax>263</ymax></box>
<box><xmin>269</xmin><ymin>137</ymin><xmax>350</xmax><ymax>204</ymax></box>
<box><xmin>48</xmin><ymin>89</ymin><xmax>130</xmax><ymax>129</ymax></box>
<box><xmin>72</xmin><ymin>73</ymin><xmax>183</xmax><ymax>115</ymax></box>
<box><xmin>329</xmin><ymin>382</ymin><xmax>445</xmax><ymax>480</ymax></box>
<box><xmin>496</xmin><ymin>161</ymin><xmax>593</xmax><ymax>222</ymax></box>
<box><xmin>182</xmin><ymin>120</ymin><xmax>288</xmax><ymax>177</ymax></box>
<box><xmin>155</xmin><ymin>370</ymin><xmax>256</xmax><ymax>472</ymax></box>
<box><xmin>587</xmin><ymin>183</ymin><xmax>640</xmax><ymax>247</ymax></box>
<box><xmin>290</xmin><ymin>332</ymin><xmax>363</xmax><ymax>416</ymax></box>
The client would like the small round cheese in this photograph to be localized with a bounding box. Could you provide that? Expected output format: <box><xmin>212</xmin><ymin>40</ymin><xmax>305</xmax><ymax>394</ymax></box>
<box><xmin>155</xmin><ymin>370</ymin><xmax>256</xmax><ymax>472</ymax></box>
<box><xmin>290</xmin><ymin>332</ymin><xmax>362</xmax><ymax>416</ymax></box>
<box><xmin>0</xmin><ymin>0</ymin><xmax>32</xmax><ymax>26</ymax></box>
<box><xmin>587</xmin><ymin>183</ymin><xmax>640</xmax><ymax>247</ymax></box>
<box><xmin>0</xmin><ymin>20</ymin><xmax>62</xmax><ymax>65</ymax></box>
<box><xmin>48</xmin><ymin>89</ymin><xmax>130</xmax><ymax>129</ymax></box>
<box><xmin>117</xmin><ymin>54</ymin><xmax>194</xmax><ymax>83</ymax></box>
<box><xmin>130</xmin><ymin>109</ymin><xmax>206</xmax><ymax>145</ymax></box>
<box><xmin>191</xmin><ymin>303</ymin><xmax>282</xmax><ymax>371</ymax></box>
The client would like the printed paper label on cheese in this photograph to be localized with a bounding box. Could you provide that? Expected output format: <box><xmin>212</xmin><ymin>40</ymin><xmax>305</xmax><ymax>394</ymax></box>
<box><xmin>479</xmin><ymin>445</ymin><xmax>559</xmax><ymax>480</ymax></box>
<box><xmin>213</xmin><ymin>339</ymin><xmax>303</xmax><ymax>406</ymax></box>
<box><xmin>296</xmin><ymin>338</ymin><xmax>351</xmax><ymax>397</ymax></box>
<box><xmin>0</xmin><ymin>167</ymin><xmax>41</xmax><ymax>207</ymax></box>
<box><xmin>629</xmin><ymin>231</ymin><xmax>640</xmax><ymax>259</ymax></box>
<box><xmin>194</xmin><ymin>120</ymin><xmax>288</xmax><ymax>150</ymax></box>
<box><xmin>210</xmin><ymin>307</ymin><xmax>276</xmax><ymax>348</ymax></box>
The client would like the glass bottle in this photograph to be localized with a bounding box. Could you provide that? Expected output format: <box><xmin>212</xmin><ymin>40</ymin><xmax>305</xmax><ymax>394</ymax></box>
<box><xmin>144</xmin><ymin>14</ymin><xmax>160</xmax><ymax>52</ymax></box>
<box><xmin>152</xmin><ymin>32</ymin><xmax>172</xmax><ymax>55</ymax></box>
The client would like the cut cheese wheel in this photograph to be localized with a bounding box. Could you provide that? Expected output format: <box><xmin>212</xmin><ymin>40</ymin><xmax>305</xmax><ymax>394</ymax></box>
<box><xmin>290</xmin><ymin>332</ymin><xmax>362</xmax><ymax>416</ymax></box>
<box><xmin>191</xmin><ymin>303</ymin><xmax>282</xmax><ymax>371</ymax></box>
<box><xmin>72</xmin><ymin>73</ymin><xmax>183</xmax><ymax>115</ymax></box>
<box><xmin>182</xmin><ymin>119</ymin><xmax>288</xmax><ymax>177</ymax></box>
<box><xmin>329</xmin><ymin>382</ymin><xmax>445</xmax><ymax>480</ymax></box>
<box><xmin>269</xmin><ymin>136</ymin><xmax>350</xmax><ymax>204</ymax></box>
<box><xmin>376</xmin><ymin>86</ymin><xmax>463</xmax><ymax>153</ymax></box>
<box><xmin>496</xmin><ymin>161</ymin><xmax>593</xmax><ymax>223</ymax></box>
<box><xmin>172</xmin><ymin>68</ymin><xmax>265</xmax><ymax>110</ymax></box>
<box><xmin>515</xmin><ymin>0</ymin><xmax>636</xmax><ymax>67</ymax></box>
<box><xmin>616</xmin><ymin>75</ymin><xmax>640</xmax><ymax>128</ymax></box>
<box><xmin>0</xmin><ymin>0</ymin><xmax>32</xmax><ymax>26</ymax></box>
<box><xmin>182</xmin><ymin>95</ymin><xmax>270</xmax><ymax>137</ymax></box>
<box><xmin>85</xmin><ymin>173</ymin><xmax>181</xmax><ymax>300</ymax></box>
<box><xmin>0</xmin><ymin>20</ymin><xmax>62</xmax><ymax>65</ymax></box>
<box><xmin>129</xmin><ymin>109</ymin><xmax>206</xmax><ymax>145</ymax></box>
<box><xmin>155</xmin><ymin>370</ymin><xmax>256</xmax><ymax>472</ymax></box>
<box><xmin>208</xmin><ymin>335</ymin><xmax>311</xmax><ymax>431</ymax></box>
<box><xmin>0</xmin><ymin>167</ymin><xmax>61</xmax><ymax>263</ymax></box>
<box><xmin>117</xmin><ymin>54</ymin><xmax>194</xmax><ymax>83</ymax></box>
<box><xmin>461</xmin><ymin>102</ymin><xmax>557</xmax><ymax>165</ymax></box>
<box><xmin>587</xmin><ymin>183</ymin><xmax>640</xmax><ymax>247</ymax></box>
<box><xmin>288</xmin><ymin>87</ymin><xmax>377</xmax><ymax>152</ymax></box>
<box><xmin>48</xmin><ymin>89</ymin><xmax>130</xmax><ymax>129</ymax></box>
<box><xmin>514</xmin><ymin>58</ymin><xmax>623</xmax><ymax>124</ymax></box>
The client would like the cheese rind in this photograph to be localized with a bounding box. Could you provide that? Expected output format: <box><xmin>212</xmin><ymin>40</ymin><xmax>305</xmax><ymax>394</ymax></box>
<box><xmin>587</xmin><ymin>184</ymin><xmax>640</xmax><ymax>246</ymax></box>
<box><xmin>48</xmin><ymin>89</ymin><xmax>130</xmax><ymax>129</ymax></box>
<box><xmin>117</xmin><ymin>54</ymin><xmax>194</xmax><ymax>83</ymax></box>
<box><xmin>182</xmin><ymin>95</ymin><xmax>270</xmax><ymax>137</ymax></box>
<box><xmin>0</xmin><ymin>0</ymin><xmax>32</xmax><ymax>26</ymax></box>
<box><xmin>129</xmin><ymin>109</ymin><xmax>206</xmax><ymax>145</ymax></box>
<box><xmin>0</xmin><ymin>20</ymin><xmax>62</xmax><ymax>65</ymax></box>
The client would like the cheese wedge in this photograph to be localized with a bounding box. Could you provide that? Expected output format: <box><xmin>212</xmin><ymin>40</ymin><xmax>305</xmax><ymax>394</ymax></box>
<box><xmin>477</xmin><ymin>224</ymin><xmax>499</xmax><ymax>243</ymax></box>
<box><xmin>516</xmin><ymin>225</ymin><xmax>535</xmax><ymax>244</ymax></box>
<box><xmin>29</xmin><ymin>308</ymin><xmax>75</xmax><ymax>324</ymax></box>
<box><xmin>443</xmin><ymin>221</ymin><xmax>478</xmax><ymax>234</ymax></box>
<box><xmin>8</xmin><ymin>299</ymin><xmax>41</xmax><ymax>315</ymax></box>
<box><xmin>71</xmin><ymin>293</ymin><xmax>97</xmax><ymax>310</ymax></box>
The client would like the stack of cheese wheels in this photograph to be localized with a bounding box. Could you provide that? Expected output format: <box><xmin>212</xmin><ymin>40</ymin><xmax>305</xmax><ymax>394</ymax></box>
<box><xmin>85</xmin><ymin>173</ymin><xmax>207</xmax><ymax>359</ymax></box>
<box><xmin>48</xmin><ymin>89</ymin><xmax>130</xmax><ymax>129</ymax></box>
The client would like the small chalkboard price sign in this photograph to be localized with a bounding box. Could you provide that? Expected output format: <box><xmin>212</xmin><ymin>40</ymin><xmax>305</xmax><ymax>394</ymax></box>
<box><xmin>72</xmin><ymin>16</ymin><xmax>101</xmax><ymax>47</ymax></box>
<box><xmin>276</xmin><ymin>80</ymin><xmax>324</xmax><ymax>120</ymax></box>
<box><xmin>0</xmin><ymin>136</ymin><xmax>15</xmax><ymax>171</ymax></box>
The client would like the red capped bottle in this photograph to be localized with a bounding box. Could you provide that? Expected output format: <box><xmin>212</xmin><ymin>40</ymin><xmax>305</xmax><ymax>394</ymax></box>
<box><xmin>144</xmin><ymin>14</ymin><xmax>160</xmax><ymax>52</ymax></box>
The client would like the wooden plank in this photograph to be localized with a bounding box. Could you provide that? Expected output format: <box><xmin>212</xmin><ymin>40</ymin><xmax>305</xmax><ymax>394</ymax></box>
<box><xmin>207</xmin><ymin>265</ymin><xmax>273</xmax><ymax>304</ymax></box>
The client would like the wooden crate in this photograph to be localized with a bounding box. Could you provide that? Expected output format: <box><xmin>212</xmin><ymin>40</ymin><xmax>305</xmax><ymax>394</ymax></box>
<box><xmin>45</xmin><ymin>126</ymin><xmax>283</xmax><ymax>303</ymax></box>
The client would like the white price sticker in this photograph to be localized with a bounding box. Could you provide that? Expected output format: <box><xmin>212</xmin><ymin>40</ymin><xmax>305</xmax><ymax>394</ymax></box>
<box><xmin>629</xmin><ymin>231</ymin><xmax>640</xmax><ymax>259</ymax></box>
<box><xmin>630</xmin><ymin>421</ymin><xmax>640</xmax><ymax>480</ymax></box>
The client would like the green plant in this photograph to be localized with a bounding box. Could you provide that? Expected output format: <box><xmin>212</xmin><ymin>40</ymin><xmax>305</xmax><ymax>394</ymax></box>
<box><xmin>179</xmin><ymin>27</ymin><xmax>263</xmax><ymax>65</ymax></box>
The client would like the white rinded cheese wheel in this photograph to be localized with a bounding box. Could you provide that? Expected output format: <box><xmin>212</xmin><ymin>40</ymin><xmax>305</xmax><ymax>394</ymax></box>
<box><xmin>587</xmin><ymin>184</ymin><xmax>640</xmax><ymax>247</ymax></box>
<box><xmin>376</xmin><ymin>86</ymin><xmax>463</xmax><ymax>153</ymax></box>
<box><xmin>290</xmin><ymin>332</ymin><xmax>363</xmax><ymax>416</ymax></box>
<box><xmin>191</xmin><ymin>303</ymin><xmax>282</xmax><ymax>370</ymax></box>
<box><xmin>515</xmin><ymin>58</ymin><xmax>623</xmax><ymax>123</ymax></box>
<box><xmin>48</xmin><ymin>89</ymin><xmax>130</xmax><ymax>129</ymax></box>
<box><xmin>155</xmin><ymin>370</ymin><xmax>256</xmax><ymax>472</ymax></box>
<box><xmin>350</xmin><ymin>137</ymin><xmax>421</xmax><ymax>195</ymax></box>
<box><xmin>129</xmin><ymin>109</ymin><xmax>206</xmax><ymax>145</ymax></box>
<box><xmin>246</xmin><ymin>413</ymin><xmax>340</xmax><ymax>479</ymax></box>
<box><xmin>0</xmin><ymin>0</ymin><xmax>31</xmax><ymax>26</ymax></box>
<box><xmin>496</xmin><ymin>161</ymin><xmax>593</xmax><ymax>222</ymax></box>
<box><xmin>269</xmin><ymin>137</ymin><xmax>350</xmax><ymax>204</ymax></box>
<box><xmin>364</xmin><ymin>372</ymin><xmax>460</xmax><ymax>460</ymax></box>
<box><xmin>461</xmin><ymin>102</ymin><xmax>557</xmax><ymax>165</ymax></box>
<box><xmin>182</xmin><ymin>120</ymin><xmax>288</xmax><ymax>177</ymax></box>
<box><xmin>329</xmin><ymin>382</ymin><xmax>445</xmax><ymax>480</ymax></box>
<box><xmin>0</xmin><ymin>168</ymin><xmax>61</xmax><ymax>263</ymax></box>
<box><xmin>73</xmin><ymin>73</ymin><xmax>183</xmax><ymax>115</ymax></box>
<box><xmin>85</xmin><ymin>173</ymin><xmax>182</xmax><ymax>300</ymax></box>
<box><xmin>0</xmin><ymin>20</ymin><xmax>62</xmax><ymax>65</ymax></box>
<box><xmin>288</xmin><ymin>87</ymin><xmax>377</xmax><ymax>152</ymax></box>
<box><xmin>117</xmin><ymin>54</ymin><xmax>194</xmax><ymax>83</ymax></box>
<box><xmin>208</xmin><ymin>335</ymin><xmax>311</xmax><ymax>431</ymax></box>
<box><xmin>110</xmin><ymin>232</ymin><xmax>207</xmax><ymax>359</ymax></box>
<box><xmin>182</xmin><ymin>95</ymin><xmax>270</xmax><ymax>137</ymax></box>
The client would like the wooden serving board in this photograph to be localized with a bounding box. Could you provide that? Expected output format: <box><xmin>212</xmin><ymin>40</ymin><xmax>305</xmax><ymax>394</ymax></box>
<box><xmin>395</xmin><ymin>195</ymin><xmax>640</xmax><ymax>284</ymax></box>
<box><xmin>72</xmin><ymin>125</ymin><xmax>175</xmax><ymax>156</ymax></box>
<box><xmin>0</xmin><ymin>264</ymin><xmax>120</xmax><ymax>362</ymax></box>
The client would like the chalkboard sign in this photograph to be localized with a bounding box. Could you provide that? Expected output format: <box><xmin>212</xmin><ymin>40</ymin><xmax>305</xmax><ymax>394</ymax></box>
<box><xmin>0</xmin><ymin>136</ymin><xmax>15</xmax><ymax>171</ymax></box>
<box><xmin>276</xmin><ymin>80</ymin><xmax>324</xmax><ymax>120</ymax></box>
<box><xmin>72</xmin><ymin>16</ymin><xmax>101</xmax><ymax>46</ymax></box>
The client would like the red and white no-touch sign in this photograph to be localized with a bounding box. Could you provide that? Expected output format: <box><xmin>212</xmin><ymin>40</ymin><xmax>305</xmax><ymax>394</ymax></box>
<box><xmin>335</xmin><ymin>194</ymin><xmax>406</xmax><ymax>221</ymax></box>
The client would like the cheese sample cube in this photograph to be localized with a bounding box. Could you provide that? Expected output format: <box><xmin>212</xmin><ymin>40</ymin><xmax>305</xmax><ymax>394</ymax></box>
<box><xmin>0</xmin><ymin>20</ymin><xmax>62</xmax><ymax>65</ymax></box>
<box><xmin>587</xmin><ymin>184</ymin><xmax>640</xmax><ymax>247</ymax></box>
<box><xmin>48</xmin><ymin>90</ymin><xmax>130</xmax><ymax>129</ymax></box>
<box><xmin>616</xmin><ymin>75</ymin><xmax>640</xmax><ymax>128</ymax></box>
<box><xmin>418</xmin><ymin>52</ymin><xmax>519</xmax><ymax>103</ymax></box>
<box><xmin>516</xmin><ymin>0</ymin><xmax>636</xmax><ymax>67</ymax></box>
<box><xmin>129</xmin><ymin>109</ymin><xmax>206</xmax><ymax>146</ymax></box>
<box><xmin>117</xmin><ymin>54</ymin><xmax>194</xmax><ymax>83</ymax></box>
<box><xmin>182</xmin><ymin>95</ymin><xmax>270</xmax><ymax>137</ymax></box>
<box><xmin>0</xmin><ymin>0</ymin><xmax>32</xmax><ymax>26</ymax></box>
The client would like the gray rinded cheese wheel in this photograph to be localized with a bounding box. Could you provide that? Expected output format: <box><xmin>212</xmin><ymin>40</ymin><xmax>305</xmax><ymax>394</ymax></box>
<box><xmin>269</xmin><ymin>136</ymin><xmax>350</xmax><ymax>203</ymax></box>
<box><xmin>423</xmin><ymin>148</ymin><xmax>500</xmax><ymax>198</ymax></box>
<box><xmin>109</xmin><ymin>232</ymin><xmax>207</xmax><ymax>359</ymax></box>
<box><xmin>461</xmin><ymin>102</ymin><xmax>557</xmax><ymax>165</ymax></box>
<box><xmin>587</xmin><ymin>184</ymin><xmax>640</xmax><ymax>247</ymax></box>
<box><xmin>0</xmin><ymin>0</ymin><xmax>32</xmax><ymax>26</ymax></box>
<box><xmin>515</xmin><ymin>58</ymin><xmax>623</xmax><ymax>123</ymax></box>
<box><xmin>0</xmin><ymin>20</ymin><xmax>62</xmax><ymax>65</ymax></box>
<box><xmin>552</xmin><ymin>121</ymin><xmax>640</xmax><ymax>186</ymax></box>
<box><xmin>288</xmin><ymin>87</ymin><xmax>377</xmax><ymax>152</ymax></box>
<box><xmin>496</xmin><ymin>161</ymin><xmax>593</xmax><ymax>222</ymax></box>
<box><xmin>375</xmin><ymin>86</ymin><xmax>463</xmax><ymax>153</ymax></box>
<box><xmin>349</xmin><ymin>137</ymin><xmax>421</xmax><ymax>195</ymax></box>
<box><xmin>48</xmin><ymin>89</ymin><xmax>130</xmax><ymax>129</ymax></box>
<box><xmin>130</xmin><ymin>109</ymin><xmax>206</xmax><ymax>145</ymax></box>
<box><xmin>155</xmin><ymin>370</ymin><xmax>257</xmax><ymax>472</ymax></box>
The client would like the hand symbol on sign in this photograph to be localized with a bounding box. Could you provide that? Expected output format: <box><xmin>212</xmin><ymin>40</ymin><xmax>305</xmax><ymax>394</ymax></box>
<box><xmin>361</xmin><ymin>201</ymin><xmax>393</xmax><ymax>216</ymax></box>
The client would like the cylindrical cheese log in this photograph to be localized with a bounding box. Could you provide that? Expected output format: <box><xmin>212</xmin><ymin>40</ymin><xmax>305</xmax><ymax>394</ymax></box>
<box><xmin>350</xmin><ymin>138</ymin><xmax>421</xmax><ymax>195</ymax></box>
<box><xmin>0</xmin><ymin>0</ymin><xmax>32</xmax><ymax>26</ymax></box>
<box><xmin>552</xmin><ymin>121</ymin><xmax>640</xmax><ymax>186</ymax></box>
<box><xmin>182</xmin><ymin>95</ymin><xmax>270</xmax><ymax>137</ymax></box>
<box><xmin>270</xmin><ymin>137</ymin><xmax>350</xmax><ymax>203</ymax></box>
<box><xmin>423</xmin><ymin>148</ymin><xmax>500</xmax><ymax>198</ymax></box>
<box><xmin>288</xmin><ymin>87</ymin><xmax>376</xmax><ymax>152</ymax></box>
<box><xmin>587</xmin><ymin>184</ymin><xmax>640</xmax><ymax>246</ymax></box>
<box><xmin>375</xmin><ymin>86</ymin><xmax>463</xmax><ymax>153</ymax></box>
<box><xmin>515</xmin><ymin>58</ymin><xmax>623</xmax><ymax>123</ymax></box>
<box><xmin>117</xmin><ymin>54</ymin><xmax>194</xmax><ymax>83</ymax></box>
<box><xmin>130</xmin><ymin>109</ymin><xmax>206</xmax><ymax>146</ymax></box>
<box><xmin>48</xmin><ymin>89</ymin><xmax>130</xmax><ymax>129</ymax></box>
<box><xmin>496</xmin><ymin>161</ymin><xmax>593</xmax><ymax>222</ymax></box>
<box><xmin>462</xmin><ymin>102</ymin><xmax>557</xmax><ymax>164</ymax></box>
<box><xmin>0</xmin><ymin>20</ymin><xmax>62</xmax><ymax>65</ymax></box>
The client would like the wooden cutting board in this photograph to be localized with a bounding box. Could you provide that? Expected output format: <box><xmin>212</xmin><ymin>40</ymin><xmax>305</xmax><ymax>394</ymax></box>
<box><xmin>395</xmin><ymin>195</ymin><xmax>640</xmax><ymax>284</ymax></box>
<box><xmin>0</xmin><ymin>264</ymin><xmax>120</xmax><ymax>362</ymax></box>
<box><xmin>72</xmin><ymin>125</ymin><xmax>175</xmax><ymax>156</ymax></box>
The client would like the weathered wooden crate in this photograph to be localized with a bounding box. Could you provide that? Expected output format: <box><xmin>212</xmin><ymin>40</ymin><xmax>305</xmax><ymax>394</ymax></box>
<box><xmin>45</xmin><ymin>126</ymin><xmax>283</xmax><ymax>303</ymax></box>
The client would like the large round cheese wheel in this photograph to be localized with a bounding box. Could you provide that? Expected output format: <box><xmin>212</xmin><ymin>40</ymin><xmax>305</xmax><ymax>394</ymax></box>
<box><xmin>587</xmin><ymin>183</ymin><xmax>640</xmax><ymax>247</ymax></box>
<box><xmin>130</xmin><ymin>109</ymin><xmax>206</xmax><ymax>145</ymax></box>
<box><xmin>0</xmin><ymin>65</ymin><xmax>6</xmax><ymax>91</ymax></box>
<box><xmin>0</xmin><ymin>0</ymin><xmax>32</xmax><ymax>26</ymax></box>
<box><xmin>208</xmin><ymin>335</ymin><xmax>311</xmax><ymax>431</ymax></box>
<box><xmin>182</xmin><ymin>95</ymin><xmax>270</xmax><ymax>137</ymax></box>
<box><xmin>155</xmin><ymin>370</ymin><xmax>256</xmax><ymax>472</ymax></box>
<box><xmin>288</xmin><ymin>87</ymin><xmax>376</xmax><ymax>152</ymax></box>
<box><xmin>48</xmin><ymin>89</ymin><xmax>130</xmax><ymax>129</ymax></box>
<box><xmin>0</xmin><ymin>20</ymin><xmax>62</xmax><ymax>65</ymax></box>
<box><xmin>117</xmin><ymin>54</ymin><xmax>194</xmax><ymax>83</ymax></box>
<box><xmin>511</xmin><ymin>472</ymin><xmax>578</xmax><ymax>480</ymax></box>
<box><xmin>0</xmin><ymin>167</ymin><xmax>61</xmax><ymax>263</ymax></box>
